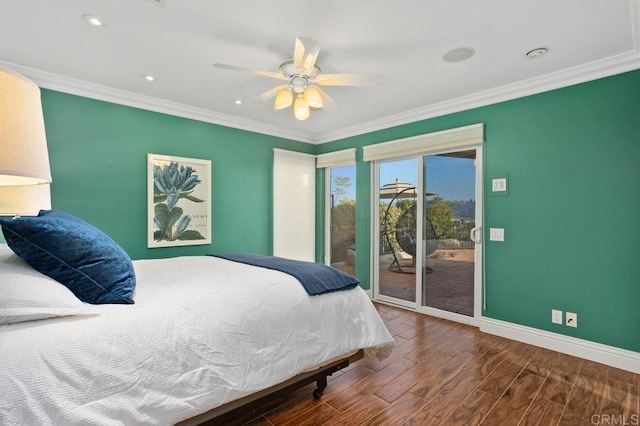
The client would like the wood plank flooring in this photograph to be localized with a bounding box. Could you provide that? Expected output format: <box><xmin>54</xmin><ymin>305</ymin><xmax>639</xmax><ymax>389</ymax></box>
<box><xmin>226</xmin><ymin>303</ymin><xmax>640</xmax><ymax>426</ymax></box>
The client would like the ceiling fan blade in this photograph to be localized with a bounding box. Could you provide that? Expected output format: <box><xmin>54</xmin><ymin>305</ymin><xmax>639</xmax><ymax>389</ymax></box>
<box><xmin>312</xmin><ymin>73</ymin><xmax>383</xmax><ymax>86</ymax></box>
<box><xmin>253</xmin><ymin>85</ymin><xmax>290</xmax><ymax>103</ymax></box>
<box><xmin>312</xmin><ymin>86</ymin><xmax>338</xmax><ymax>111</ymax></box>
<box><xmin>213</xmin><ymin>63</ymin><xmax>287</xmax><ymax>81</ymax></box>
<box><xmin>293</xmin><ymin>37</ymin><xmax>320</xmax><ymax>76</ymax></box>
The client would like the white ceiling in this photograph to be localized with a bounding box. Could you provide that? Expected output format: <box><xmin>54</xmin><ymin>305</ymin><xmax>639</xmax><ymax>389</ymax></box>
<box><xmin>1</xmin><ymin>0</ymin><xmax>638</xmax><ymax>144</ymax></box>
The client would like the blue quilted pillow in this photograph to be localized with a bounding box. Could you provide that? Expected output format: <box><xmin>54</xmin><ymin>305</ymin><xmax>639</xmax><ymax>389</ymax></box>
<box><xmin>0</xmin><ymin>210</ymin><xmax>135</xmax><ymax>304</ymax></box>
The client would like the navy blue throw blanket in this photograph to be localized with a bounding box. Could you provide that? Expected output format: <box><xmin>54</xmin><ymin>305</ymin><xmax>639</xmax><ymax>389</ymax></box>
<box><xmin>209</xmin><ymin>253</ymin><xmax>359</xmax><ymax>296</ymax></box>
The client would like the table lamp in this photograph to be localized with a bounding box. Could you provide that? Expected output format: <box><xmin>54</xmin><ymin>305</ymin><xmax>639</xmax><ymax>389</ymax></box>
<box><xmin>0</xmin><ymin>65</ymin><xmax>52</xmax><ymax>216</ymax></box>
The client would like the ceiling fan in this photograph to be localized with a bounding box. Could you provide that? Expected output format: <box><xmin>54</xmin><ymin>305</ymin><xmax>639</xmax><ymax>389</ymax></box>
<box><xmin>213</xmin><ymin>37</ymin><xmax>383</xmax><ymax>121</ymax></box>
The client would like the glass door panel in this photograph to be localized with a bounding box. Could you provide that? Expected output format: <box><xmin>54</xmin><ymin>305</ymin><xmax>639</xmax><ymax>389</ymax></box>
<box><xmin>377</xmin><ymin>159</ymin><xmax>417</xmax><ymax>304</ymax></box>
<box><xmin>422</xmin><ymin>151</ymin><xmax>477</xmax><ymax>316</ymax></box>
<box><xmin>328</xmin><ymin>166</ymin><xmax>356</xmax><ymax>275</ymax></box>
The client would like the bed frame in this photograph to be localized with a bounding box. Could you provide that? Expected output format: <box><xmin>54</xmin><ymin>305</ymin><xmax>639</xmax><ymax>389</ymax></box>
<box><xmin>176</xmin><ymin>349</ymin><xmax>364</xmax><ymax>425</ymax></box>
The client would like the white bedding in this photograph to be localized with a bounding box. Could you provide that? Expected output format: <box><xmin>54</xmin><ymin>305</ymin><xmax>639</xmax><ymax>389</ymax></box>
<box><xmin>0</xmin><ymin>255</ymin><xmax>394</xmax><ymax>425</ymax></box>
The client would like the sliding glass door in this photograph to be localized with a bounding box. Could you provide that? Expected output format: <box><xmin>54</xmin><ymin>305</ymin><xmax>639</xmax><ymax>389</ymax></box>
<box><xmin>373</xmin><ymin>147</ymin><xmax>483</xmax><ymax>324</ymax></box>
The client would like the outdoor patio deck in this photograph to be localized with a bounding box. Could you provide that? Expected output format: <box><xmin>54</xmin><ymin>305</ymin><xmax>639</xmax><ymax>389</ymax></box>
<box><xmin>334</xmin><ymin>249</ymin><xmax>475</xmax><ymax>317</ymax></box>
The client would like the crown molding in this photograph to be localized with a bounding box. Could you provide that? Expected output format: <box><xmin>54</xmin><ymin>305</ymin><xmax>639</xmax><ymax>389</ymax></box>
<box><xmin>314</xmin><ymin>0</ymin><xmax>640</xmax><ymax>144</ymax></box>
<box><xmin>3</xmin><ymin>48</ymin><xmax>639</xmax><ymax>146</ymax></box>
<box><xmin>0</xmin><ymin>61</ymin><xmax>315</xmax><ymax>144</ymax></box>
<box><xmin>313</xmin><ymin>49</ymin><xmax>640</xmax><ymax>144</ymax></box>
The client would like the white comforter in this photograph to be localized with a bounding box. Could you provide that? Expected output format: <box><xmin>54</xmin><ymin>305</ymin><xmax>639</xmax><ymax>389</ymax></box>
<box><xmin>0</xmin><ymin>256</ymin><xmax>394</xmax><ymax>425</ymax></box>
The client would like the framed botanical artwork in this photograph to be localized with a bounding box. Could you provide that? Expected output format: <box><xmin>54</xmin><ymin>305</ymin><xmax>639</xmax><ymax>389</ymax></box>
<box><xmin>147</xmin><ymin>154</ymin><xmax>211</xmax><ymax>248</ymax></box>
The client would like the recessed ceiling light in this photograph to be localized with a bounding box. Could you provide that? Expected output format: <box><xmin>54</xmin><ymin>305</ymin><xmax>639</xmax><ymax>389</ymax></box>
<box><xmin>82</xmin><ymin>14</ymin><xmax>106</xmax><ymax>28</ymax></box>
<box><xmin>525</xmin><ymin>48</ymin><xmax>548</xmax><ymax>59</ymax></box>
<box><xmin>234</xmin><ymin>99</ymin><xmax>243</xmax><ymax>105</ymax></box>
<box><xmin>443</xmin><ymin>47</ymin><xmax>476</xmax><ymax>63</ymax></box>
<box><xmin>141</xmin><ymin>74</ymin><xmax>155</xmax><ymax>82</ymax></box>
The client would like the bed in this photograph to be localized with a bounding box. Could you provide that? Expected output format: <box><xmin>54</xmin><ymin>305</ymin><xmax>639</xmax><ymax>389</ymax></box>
<box><xmin>0</xmin><ymin>211</ymin><xmax>394</xmax><ymax>425</ymax></box>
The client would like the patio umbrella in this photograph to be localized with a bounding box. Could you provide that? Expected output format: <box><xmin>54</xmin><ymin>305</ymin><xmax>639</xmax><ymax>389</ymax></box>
<box><xmin>380</xmin><ymin>179</ymin><xmax>417</xmax><ymax>199</ymax></box>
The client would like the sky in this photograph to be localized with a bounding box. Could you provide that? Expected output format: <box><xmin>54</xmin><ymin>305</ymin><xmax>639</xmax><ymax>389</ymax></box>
<box><xmin>330</xmin><ymin>155</ymin><xmax>476</xmax><ymax>202</ymax></box>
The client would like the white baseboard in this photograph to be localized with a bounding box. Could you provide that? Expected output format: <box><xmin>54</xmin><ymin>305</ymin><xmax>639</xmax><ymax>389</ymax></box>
<box><xmin>480</xmin><ymin>317</ymin><xmax>640</xmax><ymax>374</ymax></box>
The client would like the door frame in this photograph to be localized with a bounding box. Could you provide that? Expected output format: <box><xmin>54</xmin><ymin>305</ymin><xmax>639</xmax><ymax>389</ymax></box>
<box><xmin>371</xmin><ymin>143</ymin><xmax>484</xmax><ymax>327</ymax></box>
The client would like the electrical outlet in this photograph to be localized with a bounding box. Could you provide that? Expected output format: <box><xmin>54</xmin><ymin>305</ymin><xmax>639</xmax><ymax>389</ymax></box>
<box><xmin>552</xmin><ymin>309</ymin><xmax>563</xmax><ymax>324</ymax></box>
<box><xmin>566</xmin><ymin>312</ymin><xmax>577</xmax><ymax>328</ymax></box>
<box><xmin>492</xmin><ymin>178</ymin><xmax>507</xmax><ymax>192</ymax></box>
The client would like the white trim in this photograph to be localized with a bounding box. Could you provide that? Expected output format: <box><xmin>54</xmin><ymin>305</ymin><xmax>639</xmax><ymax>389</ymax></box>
<box><xmin>481</xmin><ymin>317</ymin><xmax>640</xmax><ymax>374</ymax></box>
<box><xmin>376</xmin><ymin>294</ymin><xmax>416</xmax><ymax>310</ymax></box>
<box><xmin>362</xmin><ymin>288</ymin><xmax>373</xmax><ymax>299</ymax></box>
<box><xmin>415</xmin><ymin>157</ymin><xmax>425</xmax><ymax>311</ymax></box>
<box><xmin>418</xmin><ymin>306</ymin><xmax>479</xmax><ymax>326</ymax></box>
<box><xmin>315</xmin><ymin>50</ymin><xmax>640</xmax><ymax>144</ymax></box>
<box><xmin>324</xmin><ymin>169</ymin><xmax>331</xmax><ymax>265</ymax></box>
<box><xmin>3</xmin><ymin>48</ymin><xmax>639</xmax><ymax>146</ymax></box>
<box><xmin>362</xmin><ymin>124</ymin><xmax>484</xmax><ymax>162</ymax></box>
<box><xmin>474</xmin><ymin>148</ymin><xmax>484</xmax><ymax>319</ymax></box>
<box><xmin>370</xmin><ymin>164</ymin><xmax>378</xmax><ymax>299</ymax></box>
<box><xmin>316</xmin><ymin>148</ymin><xmax>356</xmax><ymax>168</ymax></box>
<box><xmin>0</xmin><ymin>61</ymin><xmax>315</xmax><ymax>144</ymax></box>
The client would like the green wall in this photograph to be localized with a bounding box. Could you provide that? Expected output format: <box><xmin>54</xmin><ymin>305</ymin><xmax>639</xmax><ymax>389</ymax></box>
<box><xmin>14</xmin><ymin>70</ymin><xmax>638</xmax><ymax>355</ymax></box>
<box><xmin>316</xmin><ymin>70</ymin><xmax>640</xmax><ymax>353</ymax></box>
<box><xmin>40</xmin><ymin>89</ymin><xmax>313</xmax><ymax>260</ymax></box>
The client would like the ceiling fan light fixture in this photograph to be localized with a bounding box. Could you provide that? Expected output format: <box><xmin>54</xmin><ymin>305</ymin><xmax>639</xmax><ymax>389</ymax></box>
<box><xmin>294</xmin><ymin>95</ymin><xmax>310</xmax><ymax>120</ymax></box>
<box><xmin>216</xmin><ymin>37</ymin><xmax>378</xmax><ymax>121</ymax></box>
<box><xmin>303</xmin><ymin>87</ymin><xmax>323</xmax><ymax>109</ymax></box>
<box><xmin>274</xmin><ymin>88</ymin><xmax>293</xmax><ymax>110</ymax></box>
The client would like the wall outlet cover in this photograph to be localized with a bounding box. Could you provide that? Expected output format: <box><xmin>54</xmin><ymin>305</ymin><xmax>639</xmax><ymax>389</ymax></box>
<box><xmin>566</xmin><ymin>312</ymin><xmax>578</xmax><ymax>328</ymax></box>
<box><xmin>552</xmin><ymin>309</ymin><xmax>563</xmax><ymax>324</ymax></box>
<box><xmin>492</xmin><ymin>178</ymin><xmax>507</xmax><ymax>192</ymax></box>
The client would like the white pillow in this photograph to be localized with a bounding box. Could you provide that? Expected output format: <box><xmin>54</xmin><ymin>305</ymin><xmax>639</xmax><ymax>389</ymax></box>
<box><xmin>0</xmin><ymin>251</ymin><xmax>98</xmax><ymax>325</ymax></box>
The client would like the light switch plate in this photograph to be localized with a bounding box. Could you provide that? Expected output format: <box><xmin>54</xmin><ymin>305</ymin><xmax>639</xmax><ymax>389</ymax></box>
<box><xmin>490</xmin><ymin>174</ymin><xmax>509</xmax><ymax>196</ymax></box>
<box><xmin>489</xmin><ymin>228</ymin><xmax>504</xmax><ymax>242</ymax></box>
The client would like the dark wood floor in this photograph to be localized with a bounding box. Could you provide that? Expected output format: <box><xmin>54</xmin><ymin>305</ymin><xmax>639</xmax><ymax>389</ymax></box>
<box><xmin>230</xmin><ymin>303</ymin><xmax>639</xmax><ymax>426</ymax></box>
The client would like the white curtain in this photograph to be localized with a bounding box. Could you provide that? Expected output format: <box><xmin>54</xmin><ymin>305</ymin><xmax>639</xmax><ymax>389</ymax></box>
<box><xmin>273</xmin><ymin>149</ymin><xmax>315</xmax><ymax>261</ymax></box>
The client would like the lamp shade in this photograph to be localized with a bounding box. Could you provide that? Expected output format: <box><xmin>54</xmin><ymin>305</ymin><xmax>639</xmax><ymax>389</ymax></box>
<box><xmin>0</xmin><ymin>184</ymin><xmax>51</xmax><ymax>216</ymax></box>
<box><xmin>0</xmin><ymin>66</ymin><xmax>52</xmax><ymax>186</ymax></box>
<box><xmin>293</xmin><ymin>95</ymin><xmax>310</xmax><ymax>121</ymax></box>
<box><xmin>303</xmin><ymin>86</ymin><xmax>323</xmax><ymax>109</ymax></box>
<box><xmin>274</xmin><ymin>87</ymin><xmax>293</xmax><ymax>110</ymax></box>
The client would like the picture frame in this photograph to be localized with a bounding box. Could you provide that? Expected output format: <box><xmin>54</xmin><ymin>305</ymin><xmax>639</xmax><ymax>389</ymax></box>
<box><xmin>147</xmin><ymin>153</ymin><xmax>211</xmax><ymax>248</ymax></box>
